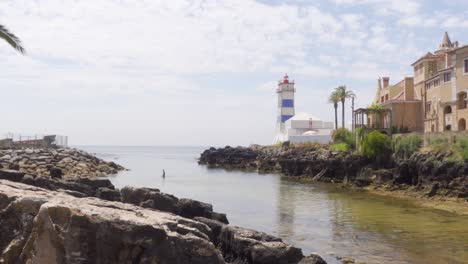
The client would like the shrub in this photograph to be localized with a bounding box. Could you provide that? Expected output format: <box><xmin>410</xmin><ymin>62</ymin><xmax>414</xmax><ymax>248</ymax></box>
<box><xmin>331</xmin><ymin>128</ymin><xmax>355</xmax><ymax>149</ymax></box>
<box><xmin>330</xmin><ymin>143</ymin><xmax>349</xmax><ymax>152</ymax></box>
<box><xmin>393</xmin><ymin>134</ymin><xmax>422</xmax><ymax>159</ymax></box>
<box><xmin>361</xmin><ymin>131</ymin><xmax>391</xmax><ymax>159</ymax></box>
<box><xmin>427</xmin><ymin>136</ymin><xmax>449</xmax><ymax>152</ymax></box>
<box><xmin>456</xmin><ymin>137</ymin><xmax>468</xmax><ymax>161</ymax></box>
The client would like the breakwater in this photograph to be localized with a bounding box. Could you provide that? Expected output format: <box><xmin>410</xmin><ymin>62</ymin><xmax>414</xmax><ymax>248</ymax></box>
<box><xmin>199</xmin><ymin>145</ymin><xmax>468</xmax><ymax>211</ymax></box>
<box><xmin>0</xmin><ymin>147</ymin><xmax>125</xmax><ymax>178</ymax></box>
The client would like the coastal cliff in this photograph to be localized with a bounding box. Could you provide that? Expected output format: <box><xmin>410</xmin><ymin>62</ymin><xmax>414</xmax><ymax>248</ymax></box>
<box><xmin>0</xmin><ymin>169</ymin><xmax>326</xmax><ymax>264</ymax></box>
<box><xmin>199</xmin><ymin>145</ymin><xmax>468</xmax><ymax>209</ymax></box>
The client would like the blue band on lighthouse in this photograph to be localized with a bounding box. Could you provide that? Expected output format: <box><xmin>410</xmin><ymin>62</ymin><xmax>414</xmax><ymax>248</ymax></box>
<box><xmin>282</xmin><ymin>99</ymin><xmax>294</xmax><ymax>107</ymax></box>
<box><xmin>281</xmin><ymin>115</ymin><xmax>293</xmax><ymax>123</ymax></box>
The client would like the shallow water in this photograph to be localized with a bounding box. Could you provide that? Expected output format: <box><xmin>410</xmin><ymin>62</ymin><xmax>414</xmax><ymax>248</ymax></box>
<box><xmin>80</xmin><ymin>146</ymin><xmax>468</xmax><ymax>264</ymax></box>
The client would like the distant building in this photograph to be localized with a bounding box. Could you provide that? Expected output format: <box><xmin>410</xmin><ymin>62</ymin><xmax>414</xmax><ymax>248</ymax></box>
<box><xmin>274</xmin><ymin>75</ymin><xmax>334</xmax><ymax>144</ymax></box>
<box><xmin>416</xmin><ymin>32</ymin><xmax>468</xmax><ymax>132</ymax></box>
<box><xmin>285</xmin><ymin>112</ymin><xmax>333</xmax><ymax>144</ymax></box>
<box><xmin>373</xmin><ymin>76</ymin><xmax>423</xmax><ymax>132</ymax></box>
<box><xmin>370</xmin><ymin>32</ymin><xmax>468</xmax><ymax>134</ymax></box>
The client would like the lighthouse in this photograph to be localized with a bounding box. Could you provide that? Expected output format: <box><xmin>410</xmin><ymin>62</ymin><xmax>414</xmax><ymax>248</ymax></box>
<box><xmin>274</xmin><ymin>74</ymin><xmax>295</xmax><ymax>143</ymax></box>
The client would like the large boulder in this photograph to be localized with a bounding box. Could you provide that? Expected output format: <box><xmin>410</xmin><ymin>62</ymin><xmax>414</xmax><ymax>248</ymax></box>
<box><xmin>218</xmin><ymin>225</ymin><xmax>303</xmax><ymax>264</ymax></box>
<box><xmin>0</xmin><ymin>180</ymin><xmax>226</xmax><ymax>264</ymax></box>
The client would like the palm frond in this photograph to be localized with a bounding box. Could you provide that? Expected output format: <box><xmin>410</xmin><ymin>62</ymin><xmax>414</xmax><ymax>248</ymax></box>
<box><xmin>0</xmin><ymin>24</ymin><xmax>25</xmax><ymax>54</ymax></box>
<box><xmin>328</xmin><ymin>91</ymin><xmax>341</xmax><ymax>103</ymax></box>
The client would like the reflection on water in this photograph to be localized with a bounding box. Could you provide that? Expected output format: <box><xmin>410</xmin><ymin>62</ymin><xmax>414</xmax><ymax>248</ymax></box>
<box><xmin>80</xmin><ymin>146</ymin><xmax>468</xmax><ymax>264</ymax></box>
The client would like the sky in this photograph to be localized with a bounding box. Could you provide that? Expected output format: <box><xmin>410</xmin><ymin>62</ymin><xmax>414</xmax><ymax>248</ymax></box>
<box><xmin>0</xmin><ymin>0</ymin><xmax>467</xmax><ymax>146</ymax></box>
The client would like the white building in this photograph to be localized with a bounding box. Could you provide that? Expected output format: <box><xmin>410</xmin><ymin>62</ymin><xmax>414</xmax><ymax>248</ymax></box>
<box><xmin>274</xmin><ymin>74</ymin><xmax>334</xmax><ymax>144</ymax></box>
<box><xmin>285</xmin><ymin>112</ymin><xmax>334</xmax><ymax>144</ymax></box>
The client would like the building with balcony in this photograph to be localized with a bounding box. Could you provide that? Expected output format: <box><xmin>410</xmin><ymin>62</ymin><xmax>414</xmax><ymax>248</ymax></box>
<box><xmin>417</xmin><ymin>32</ymin><xmax>468</xmax><ymax>132</ymax></box>
<box><xmin>373</xmin><ymin>76</ymin><xmax>423</xmax><ymax>132</ymax></box>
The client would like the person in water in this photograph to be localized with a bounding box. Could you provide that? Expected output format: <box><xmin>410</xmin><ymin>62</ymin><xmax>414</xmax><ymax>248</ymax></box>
<box><xmin>162</xmin><ymin>169</ymin><xmax>166</xmax><ymax>178</ymax></box>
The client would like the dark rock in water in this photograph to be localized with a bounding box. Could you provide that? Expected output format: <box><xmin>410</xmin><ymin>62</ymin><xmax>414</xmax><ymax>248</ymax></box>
<box><xmin>49</xmin><ymin>166</ymin><xmax>63</xmax><ymax>179</ymax></box>
<box><xmin>299</xmin><ymin>254</ymin><xmax>327</xmax><ymax>264</ymax></box>
<box><xmin>218</xmin><ymin>225</ymin><xmax>303</xmax><ymax>264</ymax></box>
<box><xmin>95</xmin><ymin>187</ymin><xmax>122</xmax><ymax>201</ymax></box>
<box><xmin>209</xmin><ymin>211</ymin><xmax>229</xmax><ymax>224</ymax></box>
<box><xmin>76</xmin><ymin>177</ymin><xmax>115</xmax><ymax>190</ymax></box>
<box><xmin>121</xmin><ymin>186</ymin><xmax>180</xmax><ymax>214</ymax></box>
<box><xmin>200</xmin><ymin>146</ymin><xmax>468</xmax><ymax>200</ymax></box>
<box><xmin>178</xmin><ymin>198</ymin><xmax>213</xmax><ymax>218</ymax></box>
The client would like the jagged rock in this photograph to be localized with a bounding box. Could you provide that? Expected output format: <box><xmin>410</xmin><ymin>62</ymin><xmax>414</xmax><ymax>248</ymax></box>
<box><xmin>299</xmin><ymin>254</ymin><xmax>327</xmax><ymax>264</ymax></box>
<box><xmin>121</xmin><ymin>186</ymin><xmax>180</xmax><ymax>214</ymax></box>
<box><xmin>0</xmin><ymin>180</ymin><xmax>226</xmax><ymax>264</ymax></box>
<box><xmin>218</xmin><ymin>225</ymin><xmax>303</xmax><ymax>264</ymax></box>
<box><xmin>95</xmin><ymin>187</ymin><xmax>121</xmax><ymax>201</ymax></box>
<box><xmin>0</xmin><ymin>180</ymin><xmax>315</xmax><ymax>264</ymax></box>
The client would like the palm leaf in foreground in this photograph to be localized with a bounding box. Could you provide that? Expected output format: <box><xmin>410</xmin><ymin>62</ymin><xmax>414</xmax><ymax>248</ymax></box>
<box><xmin>0</xmin><ymin>24</ymin><xmax>25</xmax><ymax>54</ymax></box>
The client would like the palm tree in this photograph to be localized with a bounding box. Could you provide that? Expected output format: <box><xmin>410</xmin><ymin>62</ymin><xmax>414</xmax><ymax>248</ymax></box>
<box><xmin>0</xmin><ymin>24</ymin><xmax>25</xmax><ymax>54</ymax></box>
<box><xmin>328</xmin><ymin>91</ymin><xmax>340</xmax><ymax>130</ymax></box>
<box><xmin>335</xmin><ymin>85</ymin><xmax>355</xmax><ymax>129</ymax></box>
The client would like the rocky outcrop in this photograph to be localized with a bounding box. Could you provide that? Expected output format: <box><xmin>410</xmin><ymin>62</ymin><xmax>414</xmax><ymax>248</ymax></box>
<box><xmin>0</xmin><ymin>169</ymin><xmax>227</xmax><ymax>224</ymax></box>
<box><xmin>199</xmin><ymin>146</ymin><xmax>468</xmax><ymax>200</ymax></box>
<box><xmin>0</xmin><ymin>180</ymin><xmax>226</xmax><ymax>264</ymax></box>
<box><xmin>0</xmin><ymin>171</ymin><xmax>325</xmax><ymax>263</ymax></box>
<box><xmin>0</xmin><ymin>148</ymin><xmax>124</xmax><ymax>178</ymax></box>
<box><xmin>200</xmin><ymin>145</ymin><xmax>370</xmax><ymax>183</ymax></box>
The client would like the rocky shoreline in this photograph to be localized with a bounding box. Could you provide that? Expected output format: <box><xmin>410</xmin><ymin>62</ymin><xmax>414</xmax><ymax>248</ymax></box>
<box><xmin>0</xmin><ymin>147</ymin><xmax>125</xmax><ymax>178</ymax></box>
<box><xmin>199</xmin><ymin>145</ymin><xmax>468</xmax><ymax>214</ymax></box>
<box><xmin>0</xmin><ymin>168</ymin><xmax>326</xmax><ymax>264</ymax></box>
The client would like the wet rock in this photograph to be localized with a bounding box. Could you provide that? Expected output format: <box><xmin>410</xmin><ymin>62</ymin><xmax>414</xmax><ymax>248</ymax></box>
<box><xmin>218</xmin><ymin>225</ymin><xmax>303</xmax><ymax>264</ymax></box>
<box><xmin>299</xmin><ymin>254</ymin><xmax>327</xmax><ymax>264</ymax></box>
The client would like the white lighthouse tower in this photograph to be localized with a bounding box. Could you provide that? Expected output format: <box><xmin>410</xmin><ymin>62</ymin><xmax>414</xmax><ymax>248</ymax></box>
<box><xmin>274</xmin><ymin>74</ymin><xmax>295</xmax><ymax>143</ymax></box>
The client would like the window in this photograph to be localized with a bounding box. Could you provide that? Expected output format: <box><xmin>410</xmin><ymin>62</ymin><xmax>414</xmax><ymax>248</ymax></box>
<box><xmin>425</xmin><ymin>102</ymin><xmax>432</xmax><ymax>114</ymax></box>
<box><xmin>458</xmin><ymin>92</ymin><xmax>467</xmax><ymax>110</ymax></box>
<box><xmin>425</xmin><ymin>83</ymin><xmax>432</xmax><ymax>90</ymax></box>
<box><xmin>381</xmin><ymin>96</ymin><xmax>384</xmax><ymax>103</ymax></box>
<box><xmin>465</xmin><ymin>58</ymin><xmax>468</xmax><ymax>74</ymax></box>
<box><xmin>434</xmin><ymin>79</ymin><xmax>440</xmax><ymax>87</ymax></box>
<box><xmin>444</xmin><ymin>72</ymin><xmax>451</xmax><ymax>82</ymax></box>
<box><xmin>385</xmin><ymin>94</ymin><xmax>389</xmax><ymax>101</ymax></box>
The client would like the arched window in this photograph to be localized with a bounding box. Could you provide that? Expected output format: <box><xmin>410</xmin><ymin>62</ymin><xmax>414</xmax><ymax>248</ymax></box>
<box><xmin>458</xmin><ymin>92</ymin><xmax>467</xmax><ymax>110</ymax></box>
<box><xmin>431</xmin><ymin>124</ymin><xmax>435</xmax><ymax>132</ymax></box>
<box><xmin>444</xmin><ymin>105</ymin><xmax>452</xmax><ymax>114</ymax></box>
<box><xmin>459</xmin><ymin>119</ymin><xmax>466</xmax><ymax>131</ymax></box>
<box><xmin>445</xmin><ymin>124</ymin><xmax>452</xmax><ymax>131</ymax></box>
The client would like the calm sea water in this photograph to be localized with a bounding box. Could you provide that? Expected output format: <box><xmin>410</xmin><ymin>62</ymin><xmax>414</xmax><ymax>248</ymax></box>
<box><xmin>79</xmin><ymin>146</ymin><xmax>468</xmax><ymax>264</ymax></box>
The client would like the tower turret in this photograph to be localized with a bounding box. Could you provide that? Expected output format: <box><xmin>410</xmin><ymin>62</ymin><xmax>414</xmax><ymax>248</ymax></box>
<box><xmin>274</xmin><ymin>74</ymin><xmax>296</xmax><ymax>143</ymax></box>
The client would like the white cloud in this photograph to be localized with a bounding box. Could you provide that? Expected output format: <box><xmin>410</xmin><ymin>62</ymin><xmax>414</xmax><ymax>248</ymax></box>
<box><xmin>0</xmin><ymin>0</ymin><xmax>465</xmax><ymax>145</ymax></box>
